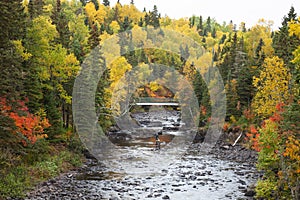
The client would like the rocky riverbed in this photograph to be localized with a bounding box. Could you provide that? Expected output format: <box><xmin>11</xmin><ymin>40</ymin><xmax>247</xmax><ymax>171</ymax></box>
<box><xmin>22</xmin><ymin>109</ymin><xmax>260</xmax><ymax>200</ymax></box>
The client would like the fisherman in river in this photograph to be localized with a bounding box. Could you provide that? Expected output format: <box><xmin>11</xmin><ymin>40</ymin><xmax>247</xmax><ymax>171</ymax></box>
<box><xmin>154</xmin><ymin>130</ymin><xmax>162</xmax><ymax>150</ymax></box>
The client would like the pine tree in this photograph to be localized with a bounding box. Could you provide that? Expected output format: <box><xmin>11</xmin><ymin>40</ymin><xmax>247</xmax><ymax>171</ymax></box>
<box><xmin>80</xmin><ymin>0</ymin><xmax>87</xmax><ymax>6</ymax></box>
<box><xmin>91</xmin><ymin>0</ymin><xmax>99</xmax><ymax>10</ymax></box>
<box><xmin>237</xmin><ymin>59</ymin><xmax>254</xmax><ymax>110</ymax></box>
<box><xmin>149</xmin><ymin>5</ymin><xmax>160</xmax><ymax>28</ymax></box>
<box><xmin>51</xmin><ymin>0</ymin><xmax>71</xmax><ymax>49</ymax></box>
<box><xmin>0</xmin><ymin>0</ymin><xmax>26</xmax><ymax>99</ymax></box>
<box><xmin>219</xmin><ymin>34</ymin><xmax>226</xmax><ymax>44</ymax></box>
<box><xmin>28</xmin><ymin>0</ymin><xmax>44</xmax><ymax>19</ymax></box>
<box><xmin>217</xmin><ymin>31</ymin><xmax>251</xmax><ymax>117</ymax></box>
<box><xmin>206</xmin><ymin>16</ymin><xmax>211</xmax><ymax>32</ymax></box>
<box><xmin>22</xmin><ymin>60</ymin><xmax>44</xmax><ymax>113</ymax></box>
<box><xmin>118</xmin><ymin>16</ymin><xmax>133</xmax><ymax>62</ymax></box>
<box><xmin>144</xmin><ymin>12</ymin><xmax>150</xmax><ymax>26</ymax></box>
<box><xmin>189</xmin><ymin>16</ymin><xmax>195</xmax><ymax>28</ymax></box>
<box><xmin>88</xmin><ymin>23</ymin><xmax>101</xmax><ymax>49</ymax></box>
<box><xmin>273</xmin><ymin>6</ymin><xmax>300</xmax><ymax>76</ymax></box>
<box><xmin>255</xmin><ymin>38</ymin><xmax>264</xmax><ymax>58</ymax></box>
<box><xmin>103</xmin><ymin>0</ymin><xmax>110</xmax><ymax>6</ymax></box>
<box><xmin>254</xmin><ymin>38</ymin><xmax>266</xmax><ymax>66</ymax></box>
<box><xmin>211</xmin><ymin>27</ymin><xmax>216</xmax><ymax>38</ymax></box>
<box><xmin>197</xmin><ymin>15</ymin><xmax>203</xmax><ymax>36</ymax></box>
<box><xmin>213</xmin><ymin>49</ymin><xmax>218</xmax><ymax>61</ymax></box>
<box><xmin>193</xmin><ymin>70</ymin><xmax>209</xmax><ymax>125</ymax></box>
<box><xmin>119</xmin><ymin>16</ymin><xmax>132</xmax><ymax>32</ymax></box>
<box><xmin>43</xmin><ymin>86</ymin><xmax>64</xmax><ymax>137</ymax></box>
<box><xmin>201</xmin><ymin>37</ymin><xmax>206</xmax><ymax>48</ymax></box>
<box><xmin>138</xmin><ymin>17</ymin><xmax>143</xmax><ymax>27</ymax></box>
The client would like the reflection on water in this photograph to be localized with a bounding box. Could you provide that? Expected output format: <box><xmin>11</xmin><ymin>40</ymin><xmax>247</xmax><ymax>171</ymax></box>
<box><xmin>76</xmin><ymin>171</ymin><xmax>124</xmax><ymax>181</ymax></box>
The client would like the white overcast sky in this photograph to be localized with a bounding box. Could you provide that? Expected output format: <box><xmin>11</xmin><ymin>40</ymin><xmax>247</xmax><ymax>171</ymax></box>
<box><xmin>109</xmin><ymin>0</ymin><xmax>300</xmax><ymax>30</ymax></box>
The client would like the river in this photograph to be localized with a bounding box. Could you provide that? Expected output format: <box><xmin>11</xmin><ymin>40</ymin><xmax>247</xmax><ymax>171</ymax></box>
<box><xmin>25</xmin><ymin>109</ymin><xmax>259</xmax><ymax>200</ymax></box>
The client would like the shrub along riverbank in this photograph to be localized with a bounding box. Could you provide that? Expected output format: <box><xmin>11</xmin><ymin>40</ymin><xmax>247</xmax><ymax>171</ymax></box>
<box><xmin>0</xmin><ymin>135</ymin><xmax>85</xmax><ymax>199</ymax></box>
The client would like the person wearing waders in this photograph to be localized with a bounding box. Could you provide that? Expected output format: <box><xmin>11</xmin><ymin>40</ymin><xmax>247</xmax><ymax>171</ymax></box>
<box><xmin>155</xmin><ymin>131</ymin><xmax>162</xmax><ymax>150</ymax></box>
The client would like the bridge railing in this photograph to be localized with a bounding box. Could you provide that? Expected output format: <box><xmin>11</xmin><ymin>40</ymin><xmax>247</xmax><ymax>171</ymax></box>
<box><xmin>131</xmin><ymin>97</ymin><xmax>179</xmax><ymax>104</ymax></box>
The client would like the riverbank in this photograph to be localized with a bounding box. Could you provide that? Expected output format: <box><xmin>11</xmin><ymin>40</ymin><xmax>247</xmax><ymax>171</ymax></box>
<box><xmin>0</xmin><ymin>139</ymin><xmax>85</xmax><ymax>199</ymax></box>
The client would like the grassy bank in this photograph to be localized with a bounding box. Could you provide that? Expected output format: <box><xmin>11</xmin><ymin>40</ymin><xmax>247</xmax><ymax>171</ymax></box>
<box><xmin>0</xmin><ymin>136</ymin><xmax>85</xmax><ymax>199</ymax></box>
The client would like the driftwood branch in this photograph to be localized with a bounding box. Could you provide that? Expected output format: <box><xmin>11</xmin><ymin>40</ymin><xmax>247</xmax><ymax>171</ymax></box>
<box><xmin>232</xmin><ymin>132</ymin><xmax>243</xmax><ymax>147</ymax></box>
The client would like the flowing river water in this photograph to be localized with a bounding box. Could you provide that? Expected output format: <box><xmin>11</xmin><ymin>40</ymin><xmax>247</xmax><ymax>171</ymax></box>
<box><xmin>25</xmin><ymin>109</ymin><xmax>260</xmax><ymax>200</ymax></box>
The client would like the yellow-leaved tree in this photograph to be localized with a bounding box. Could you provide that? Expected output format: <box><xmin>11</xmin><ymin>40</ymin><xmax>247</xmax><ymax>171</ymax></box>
<box><xmin>252</xmin><ymin>56</ymin><xmax>291</xmax><ymax>117</ymax></box>
<box><xmin>107</xmin><ymin>56</ymin><xmax>132</xmax><ymax>114</ymax></box>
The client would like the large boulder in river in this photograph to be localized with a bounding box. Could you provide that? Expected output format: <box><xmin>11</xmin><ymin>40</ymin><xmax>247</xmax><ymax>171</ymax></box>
<box><xmin>193</xmin><ymin>128</ymin><xmax>207</xmax><ymax>143</ymax></box>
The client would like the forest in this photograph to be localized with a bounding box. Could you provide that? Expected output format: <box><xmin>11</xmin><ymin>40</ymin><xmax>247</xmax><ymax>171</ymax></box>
<box><xmin>0</xmin><ymin>0</ymin><xmax>299</xmax><ymax>199</ymax></box>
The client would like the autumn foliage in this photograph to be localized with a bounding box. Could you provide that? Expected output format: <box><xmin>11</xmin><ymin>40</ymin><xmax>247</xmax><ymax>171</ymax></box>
<box><xmin>246</xmin><ymin>102</ymin><xmax>300</xmax><ymax>199</ymax></box>
<box><xmin>0</xmin><ymin>97</ymin><xmax>50</xmax><ymax>146</ymax></box>
<box><xmin>246</xmin><ymin>125</ymin><xmax>260</xmax><ymax>152</ymax></box>
<box><xmin>252</xmin><ymin>57</ymin><xmax>291</xmax><ymax>118</ymax></box>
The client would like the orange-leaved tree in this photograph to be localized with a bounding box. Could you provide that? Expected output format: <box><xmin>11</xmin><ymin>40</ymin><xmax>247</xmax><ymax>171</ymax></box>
<box><xmin>253</xmin><ymin>102</ymin><xmax>300</xmax><ymax>199</ymax></box>
<box><xmin>0</xmin><ymin>97</ymin><xmax>50</xmax><ymax>146</ymax></box>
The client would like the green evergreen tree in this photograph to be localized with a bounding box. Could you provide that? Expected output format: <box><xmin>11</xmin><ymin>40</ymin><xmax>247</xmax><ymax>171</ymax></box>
<box><xmin>201</xmin><ymin>37</ymin><xmax>206</xmax><ymax>48</ymax></box>
<box><xmin>211</xmin><ymin>27</ymin><xmax>216</xmax><ymax>38</ymax></box>
<box><xmin>255</xmin><ymin>38</ymin><xmax>264</xmax><ymax>58</ymax></box>
<box><xmin>206</xmin><ymin>16</ymin><xmax>211</xmax><ymax>32</ymax></box>
<box><xmin>22</xmin><ymin>60</ymin><xmax>43</xmax><ymax>113</ymax></box>
<box><xmin>217</xmin><ymin>32</ymin><xmax>251</xmax><ymax>117</ymax></box>
<box><xmin>28</xmin><ymin>0</ymin><xmax>44</xmax><ymax>19</ymax></box>
<box><xmin>236</xmin><ymin>57</ymin><xmax>254</xmax><ymax>110</ymax></box>
<box><xmin>254</xmin><ymin>38</ymin><xmax>266</xmax><ymax>66</ymax></box>
<box><xmin>0</xmin><ymin>0</ymin><xmax>26</xmax><ymax>99</ymax></box>
<box><xmin>138</xmin><ymin>17</ymin><xmax>143</xmax><ymax>27</ymax></box>
<box><xmin>91</xmin><ymin>0</ymin><xmax>99</xmax><ymax>10</ymax></box>
<box><xmin>273</xmin><ymin>6</ymin><xmax>300</xmax><ymax>76</ymax></box>
<box><xmin>0</xmin><ymin>1</ymin><xmax>28</xmax><ymax>155</ymax></box>
<box><xmin>213</xmin><ymin>49</ymin><xmax>218</xmax><ymax>61</ymax></box>
<box><xmin>197</xmin><ymin>16</ymin><xmax>203</xmax><ymax>36</ymax></box>
<box><xmin>149</xmin><ymin>5</ymin><xmax>160</xmax><ymax>28</ymax></box>
<box><xmin>144</xmin><ymin>12</ymin><xmax>150</xmax><ymax>26</ymax></box>
<box><xmin>51</xmin><ymin>0</ymin><xmax>71</xmax><ymax>49</ymax></box>
<box><xmin>219</xmin><ymin>34</ymin><xmax>226</xmax><ymax>44</ymax></box>
<box><xmin>118</xmin><ymin>16</ymin><xmax>132</xmax><ymax>57</ymax></box>
<box><xmin>103</xmin><ymin>0</ymin><xmax>110</xmax><ymax>6</ymax></box>
<box><xmin>88</xmin><ymin>23</ymin><xmax>101</xmax><ymax>49</ymax></box>
<box><xmin>119</xmin><ymin>16</ymin><xmax>132</xmax><ymax>32</ymax></box>
<box><xmin>192</xmin><ymin>70</ymin><xmax>210</xmax><ymax>126</ymax></box>
<box><xmin>80</xmin><ymin>0</ymin><xmax>87</xmax><ymax>6</ymax></box>
<box><xmin>189</xmin><ymin>16</ymin><xmax>195</xmax><ymax>28</ymax></box>
<box><xmin>43</xmin><ymin>85</ymin><xmax>64</xmax><ymax>137</ymax></box>
<box><xmin>203</xmin><ymin>28</ymin><xmax>208</xmax><ymax>37</ymax></box>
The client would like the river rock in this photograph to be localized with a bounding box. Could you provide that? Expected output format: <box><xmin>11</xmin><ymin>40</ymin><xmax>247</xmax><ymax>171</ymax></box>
<box><xmin>162</xmin><ymin>195</ymin><xmax>170</xmax><ymax>199</ymax></box>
